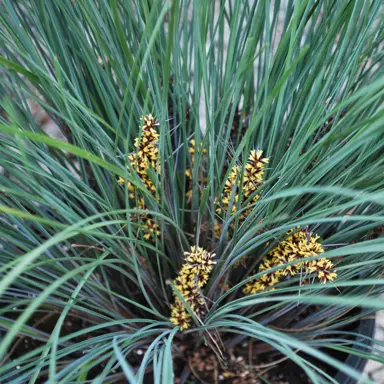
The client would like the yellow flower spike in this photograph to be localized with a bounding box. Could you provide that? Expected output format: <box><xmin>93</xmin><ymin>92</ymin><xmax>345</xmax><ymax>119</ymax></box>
<box><xmin>217</xmin><ymin>149</ymin><xmax>269</xmax><ymax>223</ymax></box>
<box><xmin>117</xmin><ymin>114</ymin><xmax>161</xmax><ymax>240</ymax></box>
<box><xmin>125</xmin><ymin>114</ymin><xmax>161</xmax><ymax>201</ymax></box>
<box><xmin>169</xmin><ymin>246</ymin><xmax>216</xmax><ymax>331</ymax></box>
<box><xmin>244</xmin><ymin>228</ymin><xmax>337</xmax><ymax>295</ymax></box>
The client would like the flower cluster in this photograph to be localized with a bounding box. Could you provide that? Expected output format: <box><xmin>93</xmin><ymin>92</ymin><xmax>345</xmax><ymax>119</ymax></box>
<box><xmin>244</xmin><ymin>228</ymin><xmax>337</xmax><ymax>294</ymax></box>
<box><xmin>216</xmin><ymin>150</ymin><xmax>269</xmax><ymax>221</ymax></box>
<box><xmin>118</xmin><ymin>114</ymin><xmax>160</xmax><ymax>240</ymax></box>
<box><xmin>118</xmin><ymin>114</ymin><xmax>160</xmax><ymax>204</ymax></box>
<box><xmin>170</xmin><ymin>246</ymin><xmax>216</xmax><ymax>330</ymax></box>
<box><xmin>142</xmin><ymin>218</ymin><xmax>161</xmax><ymax>240</ymax></box>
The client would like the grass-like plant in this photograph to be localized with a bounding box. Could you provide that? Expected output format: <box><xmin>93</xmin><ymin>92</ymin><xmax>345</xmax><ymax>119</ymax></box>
<box><xmin>0</xmin><ymin>1</ymin><xmax>384</xmax><ymax>382</ymax></box>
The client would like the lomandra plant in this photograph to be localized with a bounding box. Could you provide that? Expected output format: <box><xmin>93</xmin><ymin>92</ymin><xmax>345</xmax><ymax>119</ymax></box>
<box><xmin>0</xmin><ymin>0</ymin><xmax>384</xmax><ymax>383</ymax></box>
